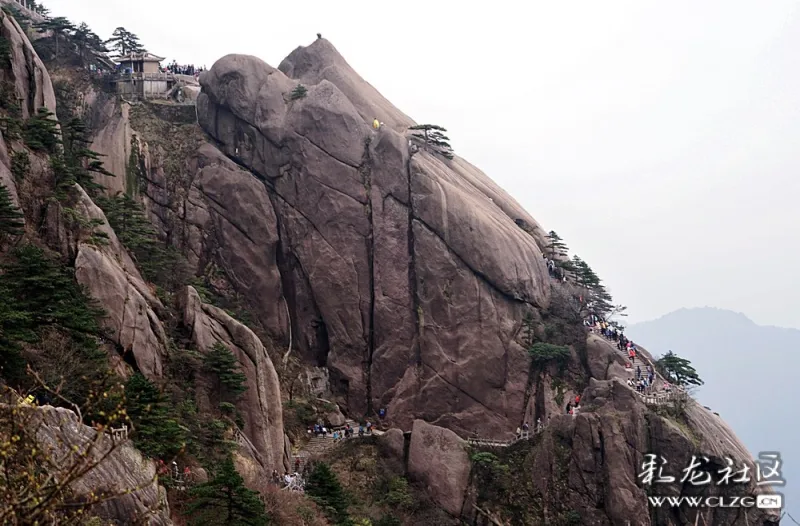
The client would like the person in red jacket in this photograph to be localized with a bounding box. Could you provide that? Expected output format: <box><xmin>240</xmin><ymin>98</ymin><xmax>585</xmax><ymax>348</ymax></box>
<box><xmin>575</xmin><ymin>395</ymin><xmax>580</xmax><ymax>405</ymax></box>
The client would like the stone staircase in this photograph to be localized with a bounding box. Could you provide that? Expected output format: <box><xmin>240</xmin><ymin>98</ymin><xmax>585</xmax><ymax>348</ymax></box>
<box><xmin>293</xmin><ymin>419</ymin><xmax>384</xmax><ymax>473</ymax></box>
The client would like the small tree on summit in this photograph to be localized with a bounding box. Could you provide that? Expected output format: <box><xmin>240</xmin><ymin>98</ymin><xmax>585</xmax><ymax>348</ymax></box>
<box><xmin>409</xmin><ymin>124</ymin><xmax>454</xmax><ymax>159</ymax></box>
<box><xmin>655</xmin><ymin>351</ymin><xmax>703</xmax><ymax>388</ymax></box>
<box><xmin>105</xmin><ymin>27</ymin><xmax>146</xmax><ymax>57</ymax></box>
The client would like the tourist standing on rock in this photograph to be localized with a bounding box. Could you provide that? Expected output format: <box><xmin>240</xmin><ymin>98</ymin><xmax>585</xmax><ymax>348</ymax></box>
<box><xmin>373</xmin><ymin>118</ymin><xmax>380</xmax><ymax>129</ymax></box>
<box><xmin>516</xmin><ymin>426</ymin><xmax>521</xmax><ymax>438</ymax></box>
<box><xmin>636</xmin><ymin>365</ymin><xmax>641</xmax><ymax>380</ymax></box>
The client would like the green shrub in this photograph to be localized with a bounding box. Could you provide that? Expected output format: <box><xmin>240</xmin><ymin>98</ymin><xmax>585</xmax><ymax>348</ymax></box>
<box><xmin>384</xmin><ymin>477</ymin><xmax>413</xmax><ymax>509</ymax></box>
<box><xmin>528</xmin><ymin>342</ymin><xmax>570</xmax><ymax>364</ymax></box>
<box><xmin>22</xmin><ymin>108</ymin><xmax>59</xmax><ymax>153</ymax></box>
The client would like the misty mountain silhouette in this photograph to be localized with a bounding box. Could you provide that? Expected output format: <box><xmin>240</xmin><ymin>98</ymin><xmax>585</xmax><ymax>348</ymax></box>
<box><xmin>628</xmin><ymin>307</ymin><xmax>797</xmax><ymax>515</ymax></box>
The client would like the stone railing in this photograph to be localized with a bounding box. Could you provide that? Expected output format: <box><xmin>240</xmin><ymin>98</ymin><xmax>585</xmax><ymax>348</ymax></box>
<box><xmin>107</xmin><ymin>424</ymin><xmax>128</xmax><ymax>442</ymax></box>
<box><xmin>638</xmin><ymin>389</ymin><xmax>688</xmax><ymax>406</ymax></box>
<box><xmin>467</xmin><ymin>424</ymin><xmax>545</xmax><ymax>448</ymax></box>
<box><xmin>114</xmin><ymin>71</ymin><xmax>174</xmax><ymax>82</ymax></box>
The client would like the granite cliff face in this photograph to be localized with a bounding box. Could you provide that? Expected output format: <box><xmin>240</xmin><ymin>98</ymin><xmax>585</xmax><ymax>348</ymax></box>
<box><xmin>195</xmin><ymin>41</ymin><xmax>552</xmax><ymax>436</ymax></box>
<box><xmin>0</xmin><ymin>13</ymin><xmax>779</xmax><ymax>523</ymax></box>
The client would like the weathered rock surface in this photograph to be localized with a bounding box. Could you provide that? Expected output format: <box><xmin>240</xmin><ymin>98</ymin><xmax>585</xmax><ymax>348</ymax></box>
<box><xmin>71</xmin><ymin>185</ymin><xmax>168</xmax><ymax>379</ymax></box>
<box><xmin>406</xmin><ymin>419</ymin><xmax>471</xmax><ymax>517</ymax></box>
<box><xmin>0</xmin><ymin>9</ymin><xmax>56</xmax><ymax>119</ymax></box>
<box><xmin>197</xmin><ymin>40</ymin><xmax>552</xmax><ymax>434</ymax></box>
<box><xmin>180</xmin><ymin>286</ymin><xmax>286</xmax><ymax>474</ymax></box>
<box><xmin>24</xmin><ymin>404</ymin><xmax>171</xmax><ymax>525</ymax></box>
<box><xmin>378</xmin><ymin>427</ymin><xmax>406</xmax><ymax>462</ymax></box>
<box><xmin>89</xmin><ymin>99</ymin><xmax>133</xmax><ymax>195</ymax></box>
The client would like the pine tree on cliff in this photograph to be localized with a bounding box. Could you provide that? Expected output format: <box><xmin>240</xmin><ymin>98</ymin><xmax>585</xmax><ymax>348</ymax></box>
<box><xmin>124</xmin><ymin>373</ymin><xmax>186</xmax><ymax>459</ymax></box>
<box><xmin>34</xmin><ymin>17</ymin><xmax>74</xmax><ymax>58</ymax></box>
<box><xmin>203</xmin><ymin>343</ymin><xmax>247</xmax><ymax>402</ymax></box>
<box><xmin>0</xmin><ymin>183</ymin><xmax>24</xmax><ymax>246</ymax></box>
<box><xmin>105</xmin><ymin>27</ymin><xmax>146</xmax><ymax>57</ymax></box>
<box><xmin>184</xmin><ymin>455</ymin><xmax>269</xmax><ymax>526</ymax></box>
<box><xmin>408</xmin><ymin>124</ymin><xmax>454</xmax><ymax>159</ymax></box>
<box><xmin>545</xmin><ymin>230</ymin><xmax>569</xmax><ymax>259</ymax></box>
<box><xmin>655</xmin><ymin>351</ymin><xmax>704</xmax><ymax>387</ymax></box>
<box><xmin>72</xmin><ymin>22</ymin><xmax>107</xmax><ymax>61</ymax></box>
<box><xmin>305</xmin><ymin>462</ymin><xmax>351</xmax><ymax>525</ymax></box>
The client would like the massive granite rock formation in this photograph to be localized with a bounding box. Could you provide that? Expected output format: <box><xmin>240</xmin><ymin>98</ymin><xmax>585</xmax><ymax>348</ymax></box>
<box><xmin>180</xmin><ymin>286</ymin><xmax>286</xmax><ymax>474</ymax></box>
<box><xmin>196</xmin><ymin>41</ymin><xmax>552</xmax><ymax>435</ymax></box>
<box><xmin>69</xmin><ymin>186</ymin><xmax>169</xmax><ymax>379</ymax></box>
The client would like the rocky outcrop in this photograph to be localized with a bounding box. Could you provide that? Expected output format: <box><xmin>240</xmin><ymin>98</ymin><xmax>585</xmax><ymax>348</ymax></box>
<box><xmin>25</xmin><ymin>404</ymin><xmax>170</xmax><ymax>525</ymax></box>
<box><xmin>88</xmin><ymin>96</ymin><xmax>137</xmax><ymax>196</ymax></box>
<box><xmin>406</xmin><ymin>419</ymin><xmax>471</xmax><ymax>517</ymax></box>
<box><xmin>479</xmin><ymin>379</ymin><xmax>782</xmax><ymax>526</ymax></box>
<box><xmin>180</xmin><ymin>286</ymin><xmax>286</xmax><ymax>474</ymax></box>
<box><xmin>0</xmin><ymin>9</ymin><xmax>56</xmax><ymax>119</ymax></box>
<box><xmin>196</xmin><ymin>41</ymin><xmax>552</xmax><ymax>434</ymax></box>
<box><xmin>70</xmin><ymin>185</ymin><xmax>168</xmax><ymax>379</ymax></box>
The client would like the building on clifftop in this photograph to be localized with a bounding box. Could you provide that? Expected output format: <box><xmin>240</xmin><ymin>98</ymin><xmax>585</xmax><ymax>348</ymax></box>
<box><xmin>110</xmin><ymin>52</ymin><xmax>175</xmax><ymax>98</ymax></box>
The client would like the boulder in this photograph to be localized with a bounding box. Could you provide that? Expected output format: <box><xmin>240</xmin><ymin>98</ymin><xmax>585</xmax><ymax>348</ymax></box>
<box><xmin>378</xmin><ymin>427</ymin><xmax>405</xmax><ymax>462</ymax></box>
<box><xmin>407</xmin><ymin>420</ymin><xmax>471</xmax><ymax>517</ymax></box>
<box><xmin>180</xmin><ymin>286</ymin><xmax>285</xmax><ymax>474</ymax></box>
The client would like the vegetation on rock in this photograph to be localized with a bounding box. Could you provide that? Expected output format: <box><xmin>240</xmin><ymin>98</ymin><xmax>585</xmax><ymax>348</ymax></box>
<box><xmin>105</xmin><ymin>26</ymin><xmax>145</xmax><ymax>57</ymax></box>
<box><xmin>0</xmin><ymin>183</ymin><xmax>23</xmax><ymax>245</ymax></box>
<box><xmin>655</xmin><ymin>350</ymin><xmax>703</xmax><ymax>387</ymax></box>
<box><xmin>124</xmin><ymin>372</ymin><xmax>187</xmax><ymax>459</ymax></box>
<box><xmin>185</xmin><ymin>454</ymin><xmax>270</xmax><ymax>525</ymax></box>
<box><xmin>408</xmin><ymin>124</ymin><xmax>454</xmax><ymax>159</ymax></box>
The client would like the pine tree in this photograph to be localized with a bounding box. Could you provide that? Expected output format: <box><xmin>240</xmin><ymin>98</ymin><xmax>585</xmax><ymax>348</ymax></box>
<box><xmin>184</xmin><ymin>455</ymin><xmax>270</xmax><ymax>526</ymax></box>
<box><xmin>290</xmin><ymin>84</ymin><xmax>307</xmax><ymax>100</ymax></box>
<box><xmin>105</xmin><ymin>27</ymin><xmax>146</xmax><ymax>57</ymax></box>
<box><xmin>544</xmin><ymin>231</ymin><xmax>569</xmax><ymax>259</ymax></box>
<box><xmin>0</xmin><ymin>244</ymin><xmax>109</xmax><ymax>397</ymax></box>
<box><xmin>96</xmin><ymin>193</ymin><xmax>189</xmax><ymax>289</ymax></box>
<box><xmin>656</xmin><ymin>351</ymin><xmax>703</xmax><ymax>387</ymax></box>
<box><xmin>34</xmin><ymin>17</ymin><xmax>74</xmax><ymax>57</ymax></box>
<box><xmin>0</xmin><ymin>183</ymin><xmax>23</xmax><ymax>245</ymax></box>
<box><xmin>22</xmin><ymin>108</ymin><xmax>60</xmax><ymax>153</ymax></box>
<box><xmin>124</xmin><ymin>373</ymin><xmax>187</xmax><ymax>459</ymax></box>
<box><xmin>60</xmin><ymin>117</ymin><xmax>114</xmax><ymax>196</ymax></box>
<box><xmin>203</xmin><ymin>343</ymin><xmax>247</xmax><ymax>400</ymax></box>
<box><xmin>408</xmin><ymin>124</ymin><xmax>454</xmax><ymax>159</ymax></box>
<box><xmin>72</xmin><ymin>22</ymin><xmax>106</xmax><ymax>61</ymax></box>
<box><xmin>305</xmin><ymin>462</ymin><xmax>350</xmax><ymax>525</ymax></box>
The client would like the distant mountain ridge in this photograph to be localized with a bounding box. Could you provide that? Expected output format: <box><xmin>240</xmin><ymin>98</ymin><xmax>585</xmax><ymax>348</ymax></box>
<box><xmin>628</xmin><ymin>307</ymin><xmax>798</xmax><ymax>517</ymax></box>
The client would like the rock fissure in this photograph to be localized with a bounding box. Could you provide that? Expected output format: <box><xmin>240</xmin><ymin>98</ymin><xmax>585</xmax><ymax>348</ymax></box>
<box><xmin>360</xmin><ymin>139</ymin><xmax>376</xmax><ymax>415</ymax></box>
<box><xmin>405</xmin><ymin>154</ymin><xmax>422</xmax><ymax>366</ymax></box>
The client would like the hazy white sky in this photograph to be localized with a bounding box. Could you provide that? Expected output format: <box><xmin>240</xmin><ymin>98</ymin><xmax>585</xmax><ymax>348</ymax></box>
<box><xmin>41</xmin><ymin>0</ymin><xmax>800</xmax><ymax>329</ymax></box>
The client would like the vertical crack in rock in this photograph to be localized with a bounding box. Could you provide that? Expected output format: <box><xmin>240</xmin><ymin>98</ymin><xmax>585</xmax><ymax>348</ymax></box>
<box><xmin>360</xmin><ymin>139</ymin><xmax>376</xmax><ymax>414</ymax></box>
<box><xmin>406</xmin><ymin>156</ymin><xmax>422</xmax><ymax>367</ymax></box>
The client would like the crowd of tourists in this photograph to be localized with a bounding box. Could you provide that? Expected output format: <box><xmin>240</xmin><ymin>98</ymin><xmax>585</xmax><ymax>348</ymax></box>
<box><xmin>308</xmin><ymin>420</ymin><xmax>374</xmax><ymax>440</ymax></box>
<box><xmin>163</xmin><ymin>62</ymin><xmax>205</xmax><ymax>76</ymax></box>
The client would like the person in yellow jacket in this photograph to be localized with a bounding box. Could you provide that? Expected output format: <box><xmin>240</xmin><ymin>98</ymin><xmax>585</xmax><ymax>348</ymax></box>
<box><xmin>372</xmin><ymin>118</ymin><xmax>380</xmax><ymax>129</ymax></box>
